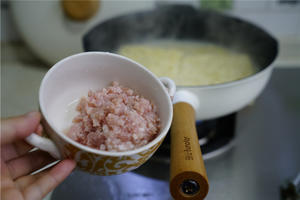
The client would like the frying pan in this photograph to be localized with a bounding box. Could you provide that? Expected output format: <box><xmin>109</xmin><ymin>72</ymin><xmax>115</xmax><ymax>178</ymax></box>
<box><xmin>83</xmin><ymin>5</ymin><xmax>278</xmax><ymax>200</ymax></box>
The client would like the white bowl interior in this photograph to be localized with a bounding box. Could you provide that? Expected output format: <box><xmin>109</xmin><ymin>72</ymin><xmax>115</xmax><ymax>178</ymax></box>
<box><xmin>40</xmin><ymin>52</ymin><xmax>172</xmax><ymax>141</ymax></box>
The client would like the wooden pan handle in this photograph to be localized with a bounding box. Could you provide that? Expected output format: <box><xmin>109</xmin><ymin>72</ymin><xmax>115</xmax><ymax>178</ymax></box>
<box><xmin>61</xmin><ymin>0</ymin><xmax>100</xmax><ymax>21</ymax></box>
<box><xmin>170</xmin><ymin>102</ymin><xmax>209</xmax><ymax>200</ymax></box>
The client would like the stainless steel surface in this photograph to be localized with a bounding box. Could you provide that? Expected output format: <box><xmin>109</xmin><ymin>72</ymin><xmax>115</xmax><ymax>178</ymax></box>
<box><xmin>51</xmin><ymin>68</ymin><xmax>300</xmax><ymax>200</ymax></box>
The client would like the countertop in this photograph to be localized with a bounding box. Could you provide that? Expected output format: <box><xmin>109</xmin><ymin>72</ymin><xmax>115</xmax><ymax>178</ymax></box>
<box><xmin>1</xmin><ymin>42</ymin><xmax>300</xmax><ymax>200</ymax></box>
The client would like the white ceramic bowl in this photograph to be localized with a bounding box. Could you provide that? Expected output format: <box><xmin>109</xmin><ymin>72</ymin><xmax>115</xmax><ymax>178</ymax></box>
<box><xmin>26</xmin><ymin>52</ymin><xmax>175</xmax><ymax>175</ymax></box>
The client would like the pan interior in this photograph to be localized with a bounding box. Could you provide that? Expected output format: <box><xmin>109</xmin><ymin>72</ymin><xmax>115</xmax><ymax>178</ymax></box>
<box><xmin>83</xmin><ymin>5</ymin><xmax>278</xmax><ymax>82</ymax></box>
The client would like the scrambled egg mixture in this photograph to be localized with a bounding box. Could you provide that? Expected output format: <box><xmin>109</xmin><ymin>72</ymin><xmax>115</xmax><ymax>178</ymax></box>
<box><xmin>119</xmin><ymin>41</ymin><xmax>258</xmax><ymax>86</ymax></box>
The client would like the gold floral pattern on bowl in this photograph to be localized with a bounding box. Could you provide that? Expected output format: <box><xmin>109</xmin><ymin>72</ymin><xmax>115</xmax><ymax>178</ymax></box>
<box><xmin>63</xmin><ymin>140</ymin><xmax>163</xmax><ymax>175</ymax></box>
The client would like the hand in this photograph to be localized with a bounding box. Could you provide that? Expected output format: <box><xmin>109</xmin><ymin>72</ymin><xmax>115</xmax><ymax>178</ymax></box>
<box><xmin>1</xmin><ymin>112</ymin><xmax>76</xmax><ymax>200</ymax></box>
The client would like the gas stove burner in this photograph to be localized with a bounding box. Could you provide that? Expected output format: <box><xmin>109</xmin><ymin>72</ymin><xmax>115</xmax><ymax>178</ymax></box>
<box><xmin>151</xmin><ymin>113</ymin><xmax>236</xmax><ymax>162</ymax></box>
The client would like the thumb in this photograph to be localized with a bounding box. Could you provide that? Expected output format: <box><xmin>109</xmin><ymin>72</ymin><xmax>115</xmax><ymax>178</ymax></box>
<box><xmin>0</xmin><ymin>111</ymin><xmax>41</xmax><ymax>144</ymax></box>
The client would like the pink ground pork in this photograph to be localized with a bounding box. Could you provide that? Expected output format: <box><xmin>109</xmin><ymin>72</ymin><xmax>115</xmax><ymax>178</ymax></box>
<box><xmin>67</xmin><ymin>81</ymin><xmax>160</xmax><ymax>152</ymax></box>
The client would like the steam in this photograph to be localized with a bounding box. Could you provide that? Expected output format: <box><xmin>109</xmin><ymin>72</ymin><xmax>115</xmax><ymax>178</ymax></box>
<box><xmin>83</xmin><ymin>5</ymin><xmax>278</xmax><ymax>70</ymax></box>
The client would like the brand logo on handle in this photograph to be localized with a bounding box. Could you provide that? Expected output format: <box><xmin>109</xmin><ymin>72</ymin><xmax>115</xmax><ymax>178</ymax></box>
<box><xmin>183</xmin><ymin>136</ymin><xmax>193</xmax><ymax>160</ymax></box>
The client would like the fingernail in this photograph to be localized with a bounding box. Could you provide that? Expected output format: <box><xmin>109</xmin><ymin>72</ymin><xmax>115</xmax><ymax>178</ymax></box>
<box><xmin>26</xmin><ymin>111</ymin><xmax>39</xmax><ymax>118</ymax></box>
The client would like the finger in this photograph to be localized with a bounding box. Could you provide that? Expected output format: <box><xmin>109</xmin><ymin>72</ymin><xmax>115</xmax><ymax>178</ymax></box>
<box><xmin>6</xmin><ymin>150</ymin><xmax>56</xmax><ymax>180</ymax></box>
<box><xmin>15</xmin><ymin>170</ymin><xmax>47</xmax><ymax>190</ymax></box>
<box><xmin>23</xmin><ymin>160</ymin><xmax>76</xmax><ymax>200</ymax></box>
<box><xmin>1</xmin><ymin>187</ymin><xmax>23</xmax><ymax>200</ymax></box>
<box><xmin>15</xmin><ymin>160</ymin><xmax>59</xmax><ymax>190</ymax></box>
<box><xmin>36</xmin><ymin>124</ymin><xmax>43</xmax><ymax>136</ymax></box>
<box><xmin>0</xmin><ymin>160</ymin><xmax>24</xmax><ymax>200</ymax></box>
<box><xmin>1</xmin><ymin>140</ymin><xmax>34</xmax><ymax>161</ymax></box>
<box><xmin>1</xmin><ymin>123</ymin><xmax>43</xmax><ymax>161</ymax></box>
<box><xmin>1</xmin><ymin>160</ymin><xmax>15</xmax><ymax>189</ymax></box>
<box><xmin>1</xmin><ymin>111</ymin><xmax>41</xmax><ymax>145</ymax></box>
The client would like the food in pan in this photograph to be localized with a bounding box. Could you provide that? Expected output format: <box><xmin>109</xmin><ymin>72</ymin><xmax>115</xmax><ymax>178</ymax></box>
<box><xmin>119</xmin><ymin>40</ymin><xmax>258</xmax><ymax>86</ymax></box>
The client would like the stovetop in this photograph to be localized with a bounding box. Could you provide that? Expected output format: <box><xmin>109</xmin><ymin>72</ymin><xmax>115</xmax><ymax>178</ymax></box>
<box><xmin>51</xmin><ymin>68</ymin><xmax>300</xmax><ymax>200</ymax></box>
<box><xmin>153</xmin><ymin>112</ymin><xmax>236</xmax><ymax>162</ymax></box>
